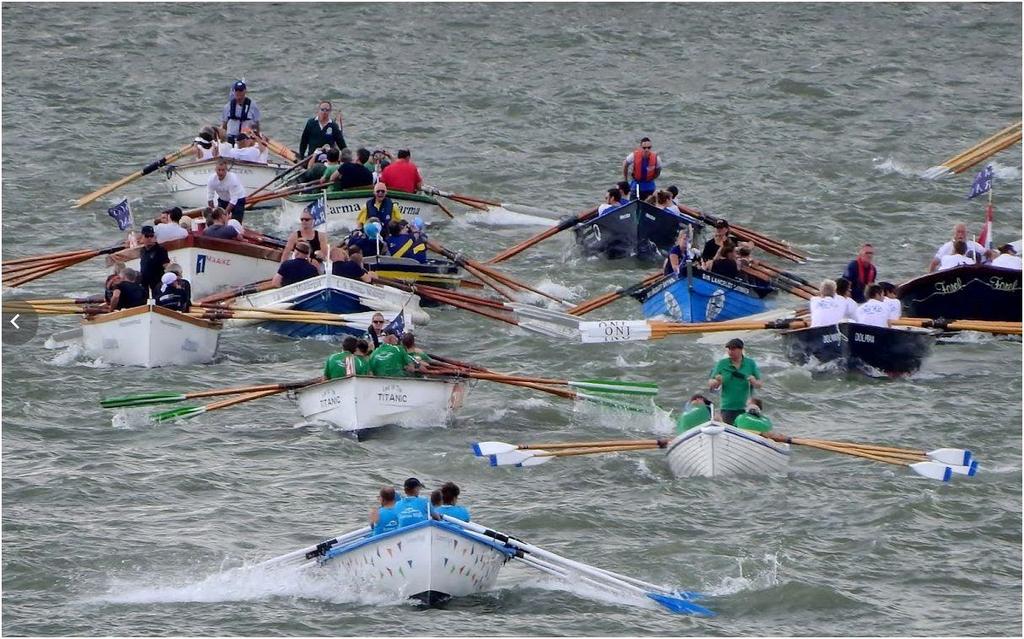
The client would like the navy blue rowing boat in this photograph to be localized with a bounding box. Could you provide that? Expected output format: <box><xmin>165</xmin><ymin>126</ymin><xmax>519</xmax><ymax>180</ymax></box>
<box><xmin>633</xmin><ymin>265</ymin><xmax>775</xmax><ymax>322</ymax></box>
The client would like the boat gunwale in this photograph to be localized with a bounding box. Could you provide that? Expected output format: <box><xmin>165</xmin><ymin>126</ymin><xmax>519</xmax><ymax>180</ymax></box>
<box><xmin>320</xmin><ymin>519</ymin><xmax>515</xmax><ymax>563</ymax></box>
<box><xmin>666</xmin><ymin>421</ymin><xmax>791</xmax><ymax>457</ymax></box>
<box><xmin>82</xmin><ymin>303</ymin><xmax>221</xmax><ymax>330</ymax></box>
<box><xmin>285</xmin><ymin>188</ymin><xmax>440</xmax><ymax>206</ymax></box>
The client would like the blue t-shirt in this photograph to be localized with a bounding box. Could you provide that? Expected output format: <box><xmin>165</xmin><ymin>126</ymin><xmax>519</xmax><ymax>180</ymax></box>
<box><xmin>373</xmin><ymin>505</ymin><xmax>400</xmax><ymax>536</ymax></box>
<box><xmin>331</xmin><ymin>259</ymin><xmax>367</xmax><ymax>280</ymax></box>
<box><xmin>436</xmin><ymin>504</ymin><xmax>471</xmax><ymax>523</ymax></box>
<box><xmin>277</xmin><ymin>258</ymin><xmax>319</xmax><ymax>287</ymax></box>
<box><xmin>395</xmin><ymin>495</ymin><xmax>429</xmax><ymax>527</ymax></box>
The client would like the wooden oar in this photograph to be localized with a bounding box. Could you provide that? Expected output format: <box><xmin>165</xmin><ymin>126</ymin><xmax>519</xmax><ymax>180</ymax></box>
<box><xmin>74</xmin><ymin>144</ymin><xmax>194</xmax><ymax>208</ymax></box>
<box><xmin>250</xmin><ymin>133</ymin><xmax>299</xmax><ymax>163</ymax></box>
<box><xmin>101</xmin><ymin>377</ymin><xmax>322</xmax><ymax>409</ymax></box>
<box><xmin>924</xmin><ymin>121</ymin><xmax>1022</xmax><ymax>179</ymax></box>
<box><xmin>2</xmin><ymin>243</ymin><xmax>126</xmax><ymax>288</ymax></box>
<box><xmin>568</xmin><ymin>270</ymin><xmax>667</xmax><ymax>316</ymax></box>
<box><xmin>427</xmin><ymin>240</ymin><xmax>569</xmax><ymax>305</ymax></box>
<box><xmin>423</xmin><ymin>187</ymin><xmax>492</xmax><ymax>211</ymax></box>
<box><xmin>892</xmin><ymin>318</ymin><xmax>1022</xmax><ymax>335</ymax></box>
<box><xmin>678</xmin><ymin>205</ymin><xmax>807</xmax><ymax>263</ymax></box>
<box><xmin>195</xmin><ymin>280</ymin><xmax>273</xmax><ymax>305</ymax></box>
<box><xmin>150</xmin><ymin>381</ymin><xmax>316</xmax><ymax>423</ymax></box>
<box><xmin>247</xmin><ymin>150</ymin><xmax>319</xmax><ymax>199</ymax></box>
<box><xmin>741</xmin><ymin>264</ymin><xmax>815</xmax><ymax>300</ymax></box>
<box><xmin>434</xmin><ymin>198</ymin><xmax>457</xmax><ymax>219</ymax></box>
<box><xmin>486</xmin><ymin>207</ymin><xmax>600</xmax><ymax>264</ymax></box>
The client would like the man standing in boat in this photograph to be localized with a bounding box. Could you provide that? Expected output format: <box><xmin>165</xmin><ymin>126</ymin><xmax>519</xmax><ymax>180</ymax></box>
<box><xmin>707</xmin><ymin>338</ymin><xmax>763</xmax><ymax>425</ymax></box>
<box><xmin>221</xmin><ymin>81</ymin><xmax>260</xmax><ymax>144</ymax></box>
<box><xmin>138</xmin><ymin>226</ymin><xmax>170</xmax><ymax>298</ymax></box>
<box><xmin>622</xmin><ymin>137</ymin><xmax>661</xmax><ymax>201</ymax></box>
<box><xmin>207</xmin><ymin>159</ymin><xmax>247</xmax><ymax>221</ymax></box>
<box><xmin>841</xmin><ymin>243</ymin><xmax>877</xmax><ymax>303</ymax></box>
<box><xmin>298</xmin><ymin>100</ymin><xmax>346</xmax><ymax>158</ymax></box>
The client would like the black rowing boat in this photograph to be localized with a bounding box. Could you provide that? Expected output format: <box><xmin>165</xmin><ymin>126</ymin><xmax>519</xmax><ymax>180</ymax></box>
<box><xmin>573</xmin><ymin>200</ymin><xmax>697</xmax><ymax>261</ymax></box>
<box><xmin>780</xmin><ymin>321</ymin><xmax>935</xmax><ymax>376</ymax></box>
<box><xmin>897</xmin><ymin>264</ymin><xmax>1021</xmax><ymax>322</ymax></box>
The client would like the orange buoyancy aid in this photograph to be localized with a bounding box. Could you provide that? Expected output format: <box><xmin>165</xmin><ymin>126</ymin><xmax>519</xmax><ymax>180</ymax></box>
<box><xmin>632</xmin><ymin>149</ymin><xmax>658</xmax><ymax>182</ymax></box>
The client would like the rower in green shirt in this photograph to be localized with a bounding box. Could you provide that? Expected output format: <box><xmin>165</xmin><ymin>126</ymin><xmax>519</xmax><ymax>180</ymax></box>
<box><xmin>324</xmin><ymin>336</ymin><xmax>370</xmax><ymax>379</ymax></box>
<box><xmin>707</xmin><ymin>337</ymin><xmax>763</xmax><ymax>425</ymax></box>
<box><xmin>368</xmin><ymin>327</ymin><xmax>422</xmax><ymax>377</ymax></box>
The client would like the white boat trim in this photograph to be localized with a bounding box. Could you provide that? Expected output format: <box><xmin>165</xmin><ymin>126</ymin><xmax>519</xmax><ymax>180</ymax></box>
<box><xmin>163</xmin><ymin>158</ymin><xmax>288</xmax><ymax>208</ymax></box>
<box><xmin>665</xmin><ymin>420</ymin><xmax>790</xmax><ymax>478</ymax></box>
<box><xmin>80</xmin><ymin>305</ymin><xmax>220</xmax><ymax>367</ymax></box>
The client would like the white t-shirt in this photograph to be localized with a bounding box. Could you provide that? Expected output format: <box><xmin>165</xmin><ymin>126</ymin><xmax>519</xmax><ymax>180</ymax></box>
<box><xmin>938</xmin><ymin>254</ymin><xmax>975</xmax><ymax>271</ymax></box>
<box><xmin>154</xmin><ymin>222</ymin><xmax>188</xmax><ymax>243</ymax></box>
<box><xmin>198</xmin><ymin>145</ymin><xmax>217</xmax><ymax>161</ymax></box>
<box><xmin>207</xmin><ymin>172</ymin><xmax>246</xmax><ymax>204</ymax></box>
<box><xmin>991</xmin><ymin>253</ymin><xmax>1022</xmax><ymax>270</ymax></box>
<box><xmin>935</xmin><ymin>240</ymin><xmax>986</xmax><ymax>262</ymax></box>
<box><xmin>856</xmin><ymin>299</ymin><xmax>891</xmax><ymax>328</ymax></box>
<box><xmin>839</xmin><ymin>295</ymin><xmax>858</xmax><ymax>320</ymax></box>
<box><xmin>809</xmin><ymin>295</ymin><xmax>847</xmax><ymax>327</ymax></box>
<box><xmin>222</xmin><ymin>145</ymin><xmax>266</xmax><ymax>164</ymax></box>
<box><xmin>884</xmin><ymin>297</ymin><xmax>901</xmax><ymax>320</ymax></box>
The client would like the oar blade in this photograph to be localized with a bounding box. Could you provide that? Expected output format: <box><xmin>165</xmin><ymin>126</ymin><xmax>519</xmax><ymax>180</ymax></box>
<box><xmin>489</xmin><ymin>450</ymin><xmax>538</xmax><ymax>467</ymax></box>
<box><xmin>926</xmin><ymin>448</ymin><xmax>972</xmax><ymax>467</ymax></box>
<box><xmin>948</xmin><ymin>461</ymin><xmax>979</xmax><ymax>477</ymax></box>
<box><xmin>151</xmin><ymin>405</ymin><xmax>204</xmax><ymax>423</ymax></box>
<box><xmin>100</xmin><ymin>392</ymin><xmax>187</xmax><ymax>408</ymax></box>
<box><xmin>647</xmin><ymin>592</ymin><xmax>716</xmax><ymax>616</ymax></box>
<box><xmin>471</xmin><ymin>441</ymin><xmax>517</xmax><ymax>456</ymax></box>
<box><xmin>909</xmin><ymin>461</ymin><xmax>953</xmax><ymax>482</ymax></box>
<box><xmin>569</xmin><ymin>380</ymin><xmax>659</xmax><ymax>396</ymax></box>
<box><xmin>516</xmin><ymin>454</ymin><xmax>554</xmax><ymax>467</ymax></box>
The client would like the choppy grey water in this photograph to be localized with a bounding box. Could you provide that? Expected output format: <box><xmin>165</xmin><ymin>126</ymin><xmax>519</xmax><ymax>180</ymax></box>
<box><xmin>2</xmin><ymin>2</ymin><xmax>1022</xmax><ymax>636</ymax></box>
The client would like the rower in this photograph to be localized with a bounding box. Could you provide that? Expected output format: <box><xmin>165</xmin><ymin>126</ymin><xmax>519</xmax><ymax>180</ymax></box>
<box><xmin>166</xmin><ymin>263</ymin><xmax>192</xmax><ymax>305</ymax></box>
<box><xmin>929</xmin><ymin>223</ymin><xmax>990</xmax><ymax>272</ymax></box>
<box><xmin>734</xmin><ymin>398</ymin><xmax>773</xmax><ymax>433</ymax></box>
<box><xmin>328</xmin><ymin>147</ymin><xmax>374</xmax><ymax>191</ymax></box>
<box><xmin>937</xmin><ymin>240</ymin><xmax>975</xmax><ymax>271</ymax></box>
<box><xmin>201</xmin><ymin>207</ymin><xmax>242</xmax><ymax>240</ymax></box>
<box><xmin>598</xmin><ymin>188</ymin><xmax>624</xmax><ymax>214</ymax></box>
<box><xmin>357</xmin><ymin>183</ymin><xmax>403</xmax><ymax>237</ymax></box>
<box><xmin>221</xmin><ymin>80</ymin><xmax>260</xmax><ymax>144</ymax></box>
<box><xmin>281</xmin><ymin>211</ymin><xmax>329</xmax><ymax>265</ymax></box>
<box><xmin>385</xmin><ymin>220</ymin><xmax>427</xmax><ymax>263</ymax></box>
<box><xmin>622</xmin><ymin>137</ymin><xmax>661</xmax><ymax>201</ymax></box>
<box><xmin>154</xmin><ymin>208</ymin><xmax>188</xmax><ymax>243</ymax></box>
<box><xmin>369</xmin><ymin>486</ymin><xmax>401</xmax><ymax>536</ymax></box>
<box><xmin>221</xmin><ymin>131</ymin><xmax>267</xmax><ymax>164</ymax></box>
<box><xmin>355</xmin><ymin>338</ymin><xmax>372</xmax><ymax>359</ymax></box>
<box><xmin>676</xmin><ymin>393</ymin><xmax>713</xmax><ymax>432</ymax></box>
<box><xmin>271</xmin><ymin>241</ymin><xmax>320</xmax><ymax>288</ymax></box>
<box><xmin>315</xmin><ymin>148</ymin><xmax>342</xmax><ymax>184</ymax></box>
<box><xmin>107</xmin><ymin>267</ymin><xmax>147</xmax><ymax>311</ymax></box>
<box><xmin>156</xmin><ymin>272</ymin><xmax>190</xmax><ymax>312</ymax></box>
<box><xmin>992</xmin><ymin>244</ymin><xmax>1023</xmax><ymax>269</ymax></box>
<box><xmin>436</xmin><ymin>482</ymin><xmax>470</xmax><ymax>523</ymax></box>
<box><xmin>707</xmin><ymin>338</ymin><xmax>763</xmax><ymax>426</ymax></box>
<box><xmin>331</xmin><ymin>244</ymin><xmax>374</xmax><ymax>283</ymax></box>
<box><xmin>429</xmin><ymin>490</ymin><xmax>443</xmax><ymax>519</ymax></box>
<box><xmin>395</xmin><ymin>478</ymin><xmax>429</xmax><ymax>528</ymax></box>
<box><xmin>324</xmin><ymin>336</ymin><xmax>358</xmax><ymax>380</ymax></box>
<box><xmin>808</xmin><ymin>279</ymin><xmax>846</xmax><ymax>327</ymax></box>
<box><xmin>193</xmin><ymin>128</ymin><xmax>219</xmax><ymax>161</ymax></box>
<box><xmin>709</xmin><ymin>243</ymin><xmax>740</xmax><ymax>279</ymax></box>
<box><xmin>401</xmin><ymin>332</ymin><xmax>431</xmax><ymax>368</ymax></box>
<box><xmin>663</xmin><ymin>228</ymin><xmax>695</xmax><ymax>276</ymax></box>
<box><xmin>701</xmin><ymin>219</ymin><xmax>731</xmax><ymax>267</ymax></box>
<box><xmin>834</xmin><ymin>277</ymin><xmax>859</xmax><ymax>320</ymax></box>
<box><xmin>378</xmin><ymin>149</ymin><xmax>423</xmax><ymax>194</ymax></box>
<box><xmin>855</xmin><ymin>284</ymin><xmax>890</xmax><ymax>327</ymax></box>
<box><xmin>879</xmin><ymin>282</ymin><xmax>901</xmax><ymax>321</ymax></box>
<box><xmin>206</xmin><ymin>159</ymin><xmax>247</xmax><ymax>221</ymax></box>
<box><xmin>367</xmin><ymin>326</ymin><xmax>422</xmax><ymax>377</ymax></box>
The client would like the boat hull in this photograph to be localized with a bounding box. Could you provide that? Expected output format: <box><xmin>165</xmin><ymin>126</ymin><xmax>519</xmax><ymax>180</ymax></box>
<box><xmin>897</xmin><ymin>265</ymin><xmax>1022</xmax><ymax>322</ymax></box>
<box><xmin>280</xmin><ymin>190</ymin><xmax>446</xmax><ymax>233</ymax></box>
<box><xmin>319</xmin><ymin>520</ymin><xmax>512</xmax><ymax>604</ymax></box>
<box><xmin>295</xmin><ymin>375</ymin><xmax>467</xmax><ymax>433</ymax></box>
<box><xmin>635</xmin><ymin>268</ymin><xmax>772</xmax><ymax>322</ymax></box>
<box><xmin>780</xmin><ymin>321</ymin><xmax>935</xmax><ymax>376</ymax></box>
<box><xmin>665</xmin><ymin>421</ymin><xmax>790</xmax><ymax>478</ymax></box>
<box><xmin>233</xmin><ymin>274</ymin><xmax>427</xmax><ymax>340</ymax></box>
<box><xmin>364</xmin><ymin>256</ymin><xmax>463</xmax><ymax>292</ymax></box>
<box><xmin>163</xmin><ymin>158</ymin><xmax>288</xmax><ymax>208</ymax></box>
<box><xmin>81</xmin><ymin>305</ymin><xmax>220</xmax><ymax>367</ymax></box>
<box><xmin>118</xmin><ymin>236</ymin><xmax>282</xmax><ymax>299</ymax></box>
<box><xmin>573</xmin><ymin>200</ymin><xmax>694</xmax><ymax>261</ymax></box>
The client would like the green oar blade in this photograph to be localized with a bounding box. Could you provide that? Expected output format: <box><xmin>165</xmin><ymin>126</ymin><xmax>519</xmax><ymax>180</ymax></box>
<box><xmin>569</xmin><ymin>380</ymin><xmax>658</xmax><ymax>396</ymax></box>
<box><xmin>100</xmin><ymin>392</ymin><xmax>188</xmax><ymax>408</ymax></box>
<box><xmin>151</xmin><ymin>405</ymin><xmax>205</xmax><ymax>423</ymax></box>
<box><xmin>575</xmin><ymin>392</ymin><xmax>655</xmax><ymax>414</ymax></box>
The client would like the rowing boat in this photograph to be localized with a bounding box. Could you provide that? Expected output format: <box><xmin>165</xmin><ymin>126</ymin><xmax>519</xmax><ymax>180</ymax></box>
<box><xmin>573</xmin><ymin>200</ymin><xmax>697</xmax><ymax>261</ymax></box>
<box><xmin>81</xmin><ymin>304</ymin><xmax>220</xmax><ymax>367</ymax></box>
<box><xmin>163</xmin><ymin>157</ymin><xmax>289</xmax><ymax>208</ymax></box>
<box><xmin>633</xmin><ymin>266</ymin><xmax>774</xmax><ymax>322</ymax></box>
<box><xmin>115</xmin><ymin>235</ymin><xmax>282</xmax><ymax>299</ymax></box>
<box><xmin>780</xmin><ymin>321</ymin><xmax>935</xmax><ymax>376</ymax></box>
<box><xmin>665</xmin><ymin>421</ymin><xmax>790</xmax><ymax>478</ymax></box>
<box><xmin>295</xmin><ymin>375</ymin><xmax>468</xmax><ymax>437</ymax></box>
<box><xmin>315</xmin><ymin>519</ymin><xmax>512</xmax><ymax>605</ymax></box>
<box><xmin>232</xmin><ymin>274</ymin><xmax>428</xmax><ymax>340</ymax></box>
<box><xmin>364</xmin><ymin>255</ymin><xmax>463</xmax><ymax>293</ymax></box>
<box><xmin>280</xmin><ymin>189</ymin><xmax>447</xmax><ymax>233</ymax></box>
<box><xmin>897</xmin><ymin>264</ymin><xmax>1022</xmax><ymax>322</ymax></box>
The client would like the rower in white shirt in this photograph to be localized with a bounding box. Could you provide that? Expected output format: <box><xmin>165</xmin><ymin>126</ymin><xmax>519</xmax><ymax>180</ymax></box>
<box><xmin>991</xmin><ymin>244</ymin><xmax>1023</xmax><ymax>270</ymax></box>
<box><xmin>834</xmin><ymin>277</ymin><xmax>859</xmax><ymax>320</ymax></box>
<box><xmin>206</xmin><ymin>159</ymin><xmax>248</xmax><ymax>221</ymax></box>
<box><xmin>929</xmin><ymin>222</ymin><xmax>989</xmax><ymax>271</ymax></box>
<box><xmin>808</xmin><ymin>279</ymin><xmax>847</xmax><ymax>327</ymax></box>
<box><xmin>221</xmin><ymin>132</ymin><xmax>268</xmax><ymax>164</ymax></box>
<box><xmin>879</xmin><ymin>282</ymin><xmax>901</xmax><ymax>321</ymax></box>
<box><xmin>937</xmin><ymin>240</ymin><xmax>976</xmax><ymax>271</ymax></box>
<box><xmin>855</xmin><ymin>284</ymin><xmax>890</xmax><ymax>328</ymax></box>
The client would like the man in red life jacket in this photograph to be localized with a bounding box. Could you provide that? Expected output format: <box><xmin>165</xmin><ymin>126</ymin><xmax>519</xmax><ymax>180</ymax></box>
<box><xmin>622</xmin><ymin>137</ymin><xmax>662</xmax><ymax>201</ymax></box>
<box><xmin>841</xmin><ymin>243</ymin><xmax>877</xmax><ymax>303</ymax></box>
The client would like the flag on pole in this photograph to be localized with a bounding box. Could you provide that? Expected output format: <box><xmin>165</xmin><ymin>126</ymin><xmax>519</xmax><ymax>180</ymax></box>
<box><xmin>977</xmin><ymin>201</ymin><xmax>994</xmax><ymax>250</ymax></box>
<box><xmin>306</xmin><ymin>191</ymin><xmax>327</xmax><ymax>228</ymax></box>
<box><xmin>383</xmin><ymin>311</ymin><xmax>405</xmax><ymax>337</ymax></box>
<box><xmin>967</xmin><ymin>164</ymin><xmax>994</xmax><ymax>199</ymax></box>
<box><xmin>107</xmin><ymin>198</ymin><xmax>134</xmax><ymax>231</ymax></box>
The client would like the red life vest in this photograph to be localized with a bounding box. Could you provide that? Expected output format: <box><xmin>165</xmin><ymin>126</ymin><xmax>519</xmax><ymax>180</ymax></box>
<box><xmin>632</xmin><ymin>149</ymin><xmax>658</xmax><ymax>182</ymax></box>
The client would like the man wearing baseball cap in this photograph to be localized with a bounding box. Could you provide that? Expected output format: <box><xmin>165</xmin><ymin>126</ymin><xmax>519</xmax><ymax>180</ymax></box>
<box><xmin>707</xmin><ymin>338</ymin><xmax>763</xmax><ymax>425</ymax></box>
<box><xmin>221</xmin><ymin>80</ymin><xmax>260</xmax><ymax>143</ymax></box>
<box><xmin>138</xmin><ymin>225</ymin><xmax>170</xmax><ymax>298</ymax></box>
<box><xmin>395</xmin><ymin>477</ymin><xmax>429</xmax><ymax>527</ymax></box>
<box><xmin>367</xmin><ymin>324</ymin><xmax>422</xmax><ymax>378</ymax></box>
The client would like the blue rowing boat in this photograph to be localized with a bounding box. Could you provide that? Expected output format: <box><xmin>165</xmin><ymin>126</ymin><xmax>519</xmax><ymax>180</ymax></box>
<box><xmin>633</xmin><ymin>265</ymin><xmax>774</xmax><ymax>322</ymax></box>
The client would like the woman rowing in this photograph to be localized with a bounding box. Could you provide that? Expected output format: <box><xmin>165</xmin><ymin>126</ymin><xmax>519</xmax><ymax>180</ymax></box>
<box><xmin>663</xmin><ymin>228</ymin><xmax>697</xmax><ymax>276</ymax></box>
<box><xmin>280</xmin><ymin>211</ymin><xmax>329</xmax><ymax>265</ymax></box>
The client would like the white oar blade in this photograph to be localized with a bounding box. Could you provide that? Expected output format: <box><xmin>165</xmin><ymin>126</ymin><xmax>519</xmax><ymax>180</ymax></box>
<box><xmin>489</xmin><ymin>450</ymin><xmax>538</xmax><ymax>466</ymax></box>
<box><xmin>516</xmin><ymin>454</ymin><xmax>554</xmax><ymax>467</ymax></box>
<box><xmin>472</xmin><ymin>441</ymin><xmax>517</xmax><ymax>456</ymax></box>
<box><xmin>927</xmin><ymin>448</ymin><xmax>972</xmax><ymax>467</ymax></box>
<box><xmin>948</xmin><ymin>461</ymin><xmax>979</xmax><ymax>477</ymax></box>
<box><xmin>909</xmin><ymin>461</ymin><xmax>953</xmax><ymax>482</ymax></box>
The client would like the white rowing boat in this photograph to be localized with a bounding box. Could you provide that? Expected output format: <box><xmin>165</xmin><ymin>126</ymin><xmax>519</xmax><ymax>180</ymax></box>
<box><xmin>163</xmin><ymin>158</ymin><xmax>288</xmax><ymax>208</ymax></box>
<box><xmin>115</xmin><ymin>235</ymin><xmax>282</xmax><ymax>299</ymax></box>
<box><xmin>315</xmin><ymin>519</ymin><xmax>511</xmax><ymax>605</ymax></box>
<box><xmin>81</xmin><ymin>304</ymin><xmax>220</xmax><ymax>367</ymax></box>
<box><xmin>664</xmin><ymin>421</ymin><xmax>791</xmax><ymax>478</ymax></box>
<box><xmin>280</xmin><ymin>189</ymin><xmax>447</xmax><ymax>233</ymax></box>
<box><xmin>295</xmin><ymin>375</ymin><xmax>467</xmax><ymax>436</ymax></box>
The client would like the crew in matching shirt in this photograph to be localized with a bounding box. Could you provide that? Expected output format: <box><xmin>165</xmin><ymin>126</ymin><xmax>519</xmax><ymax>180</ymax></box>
<box><xmin>855</xmin><ymin>284</ymin><xmax>890</xmax><ymax>327</ymax></box>
<box><xmin>808</xmin><ymin>279</ymin><xmax>901</xmax><ymax>328</ymax></box>
<box><xmin>394</xmin><ymin>478</ymin><xmax>429</xmax><ymax>527</ymax></box>
<box><xmin>371</xmin><ymin>480</ymin><xmax>470</xmax><ymax>536</ymax></box>
<box><xmin>370</xmin><ymin>486</ymin><xmax>401</xmax><ymax>536</ymax></box>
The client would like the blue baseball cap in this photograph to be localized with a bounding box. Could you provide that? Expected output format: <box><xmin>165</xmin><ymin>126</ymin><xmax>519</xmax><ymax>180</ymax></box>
<box><xmin>232</xmin><ymin>80</ymin><xmax>246</xmax><ymax>91</ymax></box>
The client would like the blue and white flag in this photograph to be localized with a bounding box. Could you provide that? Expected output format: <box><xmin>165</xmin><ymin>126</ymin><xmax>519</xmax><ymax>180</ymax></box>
<box><xmin>383</xmin><ymin>311</ymin><xmax>405</xmax><ymax>337</ymax></box>
<box><xmin>107</xmin><ymin>198</ymin><xmax>134</xmax><ymax>231</ymax></box>
<box><xmin>307</xmin><ymin>192</ymin><xmax>327</xmax><ymax>228</ymax></box>
<box><xmin>967</xmin><ymin>164</ymin><xmax>994</xmax><ymax>199</ymax></box>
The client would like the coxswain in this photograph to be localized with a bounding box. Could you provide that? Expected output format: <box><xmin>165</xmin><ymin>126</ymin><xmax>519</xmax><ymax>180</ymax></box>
<box><xmin>368</xmin><ymin>326</ymin><xmax>422</xmax><ymax>377</ymax></box>
<box><xmin>332</xmin><ymin>244</ymin><xmax>375</xmax><ymax>283</ymax></box>
<box><xmin>878</xmin><ymin>281</ymin><xmax>901</xmax><ymax>321</ymax></box>
<box><xmin>707</xmin><ymin>338</ymin><xmax>763</xmax><ymax>425</ymax></box>
<box><xmin>156</xmin><ymin>272</ymin><xmax>190</xmax><ymax>312</ymax></box>
<box><xmin>834</xmin><ymin>277</ymin><xmax>859</xmax><ymax>320</ymax></box>
<box><xmin>622</xmin><ymin>137</ymin><xmax>662</xmax><ymax>201</ymax></box>
<box><xmin>808</xmin><ymin>279</ymin><xmax>846</xmax><ymax>327</ymax></box>
<box><xmin>356</xmin><ymin>183</ymin><xmax>403</xmax><ymax>236</ymax></box>
<box><xmin>369</xmin><ymin>486</ymin><xmax>401</xmax><ymax>536</ymax></box>
<box><xmin>841</xmin><ymin>243</ymin><xmax>877</xmax><ymax>303</ymax></box>
<box><xmin>937</xmin><ymin>240</ymin><xmax>975</xmax><ymax>271</ymax></box>
<box><xmin>107</xmin><ymin>267</ymin><xmax>148</xmax><ymax>311</ymax></box>
<box><xmin>329</xmin><ymin>147</ymin><xmax>374</xmax><ymax>191</ymax></box>
<box><xmin>206</xmin><ymin>159</ymin><xmax>247</xmax><ymax>221</ymax></box>
<box><xmin>299</xmin><ymin>100</ymin><xmax>346</xmax><ymax>158</ymax></box>
<box><xmin>271</xmin><ymin>241</ymin><xmax>320</xmax><ymax>288</ymax></box>
<box><xmin>365</xmin><ymin>313</ymin><xmax>386</xmax><ymax>349</ymax></box>
<box><xmin>138</xmin><ymin>225</ymin><xmax>170</xmax><ymax>298</ymax></box>
<box><xmin>395</xmin><ymin>478</ymin><xmax>429</xmax><ymax>528</ymax></box>
<box><xmin>436</xmin><ymin>482</ymin><xmax>471</xmax><ymax>523</ymax></box>
<box><xmin>220</xmin><ymin>80</ymin><xmax>260</xmax><ymax>144</ymax></box>
<box><xmin>378</xmin><ymin>149</ymin><xmax>423</xmax><ymax>194</ymax></box>
<box><xmin>855</xmin><ymin>284</ymin><xmax>890</xmax><ymax>327</ymax></box>
<box><xmin>929</xmin><ymin>223</ymin><xmax>991</xmax><ymax>272</ymax></box>
<box><xmin>992</xmin><ymin>244</ymin><xmax>1023</xmax><ymax>269</ymax></box>
<box><xmin>323</xmin><ymin>336</ymin><xmax>364</xmax><ymax>379</ymax></box>
<box><xmin>281</xmin><ymin>211</ymin><xmax>329</xmax><ymax>265</ymax></box>
<box><xmin>201</xmin><ymin>207</ymin><xmax>242</xmax><ymax>240</ymax></box>
<box><xmin>385</xmin><ymin>220</ymin><xmax>427</xmax><ymax>263</ymax></box>
<box><xmin>663</xmin><ymin>228</ymin><xmax>695</xmax><ymax>276</ymax></box>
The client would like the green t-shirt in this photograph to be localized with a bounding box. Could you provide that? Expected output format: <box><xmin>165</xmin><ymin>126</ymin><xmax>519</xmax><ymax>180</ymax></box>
<box><xmin>321</xmin><ymin>164</ymin><xmax>340</xmax><ymax>182</ymax></box>
<box><xmin>368</xmin><ymin>343</ymin><xmax>416</xmax><ymax>377</ymax></box>
<box><xmin>709</xmin><ymin>356</ymin><xmax>761</xmax><ymax>411</ymax></box>
<box><xmin>353</xmin><ymin>354</ymin><xmax>371</xmax><ymax>375</ymax></box>
<box><xmin>324</xmin><ymin>352</ymin><xmax>350</xmax><ymax>380</ymax></box>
